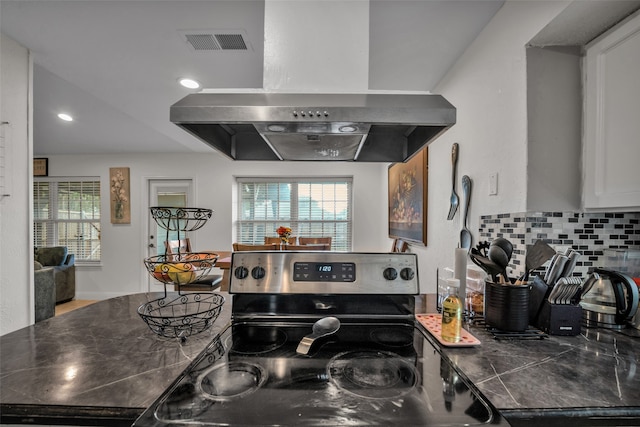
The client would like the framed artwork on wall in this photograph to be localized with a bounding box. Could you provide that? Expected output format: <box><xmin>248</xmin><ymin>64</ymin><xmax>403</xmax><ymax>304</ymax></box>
<box><xmin>34</xmin><ymin>158</ymin><xmax>48</xmax><ymax>176</ymax></box>
<box><xmin>388</xmin><ymin>148</ymin><xmax>428</xmax><ymax>245</ymax></box>
<box><xmin>110</xmin><ymin>167</ymin><xmax>131</xmax><ymax>224</ymax></box>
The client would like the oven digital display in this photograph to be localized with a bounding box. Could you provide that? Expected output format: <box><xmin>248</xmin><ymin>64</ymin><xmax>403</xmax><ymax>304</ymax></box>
<box><xmin>294</xmin><ymin>262</ymin><xmax>355</xmax><ymax>282</ymax></box>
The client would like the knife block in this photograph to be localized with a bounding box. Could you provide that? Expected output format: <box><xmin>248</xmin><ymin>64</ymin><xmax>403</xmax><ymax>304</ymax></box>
<box><xmin>536</xmin><ymin>301</ymin><xmax>582</xmax><ymax>336</ymax></box>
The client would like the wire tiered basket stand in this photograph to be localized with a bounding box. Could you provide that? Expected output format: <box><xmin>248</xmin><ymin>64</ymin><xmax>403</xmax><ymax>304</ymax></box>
<box><xmin>138</xmin><ymin>207</ymin><xmax>224</xmax><ymax>340</ymax></box>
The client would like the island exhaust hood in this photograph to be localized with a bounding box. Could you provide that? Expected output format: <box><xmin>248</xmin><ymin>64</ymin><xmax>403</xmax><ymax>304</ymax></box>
<box><xmin>170</xmin><ymin>92</ymin><xmax>456</xmax><ymax>162</ymax></box>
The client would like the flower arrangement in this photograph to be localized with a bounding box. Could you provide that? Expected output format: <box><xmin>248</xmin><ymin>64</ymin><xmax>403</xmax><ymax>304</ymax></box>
<box><xmin>277</xmin><ymin>226</ymin><xmax>292</xmax><ymax>244</ymax></box>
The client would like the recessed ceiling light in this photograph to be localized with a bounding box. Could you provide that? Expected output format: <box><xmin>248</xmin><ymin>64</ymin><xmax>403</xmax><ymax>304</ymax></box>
<box><xmin>57</xmin><ymin>113</ymin><xmax>73</xmax><ymax>122</ymax></box>
<box><xmin>178</xmin><ymin>78</ymin><xmax>201</xmax><ymax>89</ymax></box>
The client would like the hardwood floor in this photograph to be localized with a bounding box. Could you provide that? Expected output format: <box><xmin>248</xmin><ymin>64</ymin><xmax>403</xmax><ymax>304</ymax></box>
<box><xmin>55</xmin><ymin>299</ymin><xmax>97</xmax><ymax>316</ymax></box>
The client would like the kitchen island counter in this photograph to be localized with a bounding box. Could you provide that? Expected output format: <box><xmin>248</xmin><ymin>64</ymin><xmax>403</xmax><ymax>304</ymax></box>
<box><xmin>422</xmin><ymin>300</ymin><xmax>640</xmax><ymax>426</ymax></box>
<box><xmin>0</xmin><ymin>292</ymin><xmax>232</xmax><ymax>426</ymax></box>
<box><xmin>3</xmin><ymin>292</ymin><xmax>639</xmax><ymax>426</ymax></box>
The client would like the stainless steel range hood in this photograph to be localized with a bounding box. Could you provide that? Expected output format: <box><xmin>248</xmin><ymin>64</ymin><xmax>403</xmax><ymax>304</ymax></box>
<box><xmin>170</xmin><ymin>92</ymin><xmax>456</xmax><ymax>162</ymax></box>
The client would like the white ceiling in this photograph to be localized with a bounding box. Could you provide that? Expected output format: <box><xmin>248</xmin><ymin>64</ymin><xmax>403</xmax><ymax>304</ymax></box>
<box><xmin>1</xmin><ymin>1</ymin><xmax>638</xmax><ymax>156</ymax></box>
<box><xmin>1</xmin><ymin>0</ymin><xmax>506</xmax><ymax>155</ymax></box>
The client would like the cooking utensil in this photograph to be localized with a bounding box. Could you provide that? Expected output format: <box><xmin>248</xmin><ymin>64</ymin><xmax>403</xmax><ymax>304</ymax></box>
<box><xmin>296</xmin><ymin>316</ymin><xmax>341</xmax><ymax>355</ymax></box>
<box><xmin>559</xmin><ymin>282</ymin><xmax>576</xmax><ymax>305</ymax></box>
<box><xmin>469</xmin><ymin>250</ymin><xmax>502</xmax><ymax>283</ymax></box>
<box><xmin>567</xmin><ymin>281</ymin><xmax>583</xmax><ymax>304</ymax></box>
<box><xmin>488</xmin><ymin>244</ymin><xmax>510</xmax><ymax>283</ymax></box>
<box><xmin>547</xmin><ymin>283</ymin><xmax>560</xmax><ymax>304</ymax></box>
<box><xmin>517</xmin><ymin>240</ymin><xmax>557</xmax><ymax>284</ymax></box>
<box><xmin>548</xmin><ymin>277</ymin><xmax>567</xmax><ymax>304</ymax></box>
<box><xmin>544</xmin><ymin>253</ymin><xmax>559</xmax><ymax>282</ymax></box>
<box><xmin>560</xmin><ymin>250</ymin><xmax>581</xmax><ymax>278</ymax></box>
<box><xmin>546</xmin><ymin>254</ymin><xmax>568</xmax><ymax>286</ymax></box>
<box><xmin>459</xmin><ymin>175</ymin><xmax>472</xmax><ymax>251</ymax></box>
<box><xmin>447</xmin><ymin>143</ymin><xmax>459</xmax><ymax>220</ymax></box>
<box><xmin>475</xmin><ymin>241</ymin><xmax>490</xmax><ymax>257</ymax></box>
<box><xmin>550</xmin><ymin>277</ymin><xmax>582</xmax><ymax>304</ymax></box>
<box><xmin>491</xmin><ymin>237</ymin><xmax>513</xmax><ymax>261</ymax></box>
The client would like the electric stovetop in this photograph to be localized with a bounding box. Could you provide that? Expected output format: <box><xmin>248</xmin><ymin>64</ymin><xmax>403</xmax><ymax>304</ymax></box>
<box><xmin>134</xmin><ymin>251</ymin><xmax>506</xmax><ymax>426</ymax></box>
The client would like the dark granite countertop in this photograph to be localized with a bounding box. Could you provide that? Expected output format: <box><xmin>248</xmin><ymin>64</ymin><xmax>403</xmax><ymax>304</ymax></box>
<box><xmin>420</xmin><ymin>304</ymin><xmax>640</xmax><ymax>425</ymax></box>
<box><xmin>2</xmin><ymin>292</ymin><xmax>640</xmax><ymax>426</ymax></box>
<box><xmin>0</xmin><ymin>292</ymin><xmax>232</xmax><ymax>426</ymax></box>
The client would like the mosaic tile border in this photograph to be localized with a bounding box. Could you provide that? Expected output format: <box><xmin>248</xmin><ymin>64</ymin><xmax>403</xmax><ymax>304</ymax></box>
<box><xmin>478</xmin><ymin>211</ymin><xmax>640</xmax><ymax>279</ymax></box>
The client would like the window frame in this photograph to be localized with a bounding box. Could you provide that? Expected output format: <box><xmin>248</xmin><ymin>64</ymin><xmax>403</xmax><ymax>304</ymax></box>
<box><xmin>33</xmin><ymin>177</ymin><xmax>101</xmax><ymax>265</ymax></box>
<box><xmin>235</xmin><ymin>177</ymin><xmax>353</xmax><ymax>251</ymax></box>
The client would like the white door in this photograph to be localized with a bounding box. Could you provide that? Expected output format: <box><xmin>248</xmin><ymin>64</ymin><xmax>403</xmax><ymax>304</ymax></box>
<box><xmin>146</xmin><ymin>179</ymin><xmax>193</xmax><ymax>290</ymax></box>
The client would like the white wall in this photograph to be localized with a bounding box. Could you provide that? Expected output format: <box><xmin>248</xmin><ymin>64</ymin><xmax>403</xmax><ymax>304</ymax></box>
<box><xmin>0</xmin><ymin>34</ymin><xmax>32</xmax><ymax>335</ymax></box>
<box><xmin>409</xmin><ymin>1</ymin><xmax>571</xmax><ymax>292</ymax></box>
<box><xmin>46</xmin><ymin>153</ymin><xmax>389</xmax><ymax>300</ymax></box>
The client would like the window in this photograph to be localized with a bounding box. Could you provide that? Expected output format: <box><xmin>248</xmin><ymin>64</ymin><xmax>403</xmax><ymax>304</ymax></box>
<box><xmin>236</xmin><ymin>177</ymin><xmax>352</xmax><ymax>251</ymax></box>
<box><xmin>34</xmin><ymin>178</ymin><xmax>101</xmax><ymax>263</ymax></box>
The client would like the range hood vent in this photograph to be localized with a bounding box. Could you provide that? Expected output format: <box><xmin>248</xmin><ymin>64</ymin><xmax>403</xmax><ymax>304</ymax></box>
<box><xmin>170</xmin><ymin>93</ymin><xmax>456</xmax><ymax>162</ymax></box>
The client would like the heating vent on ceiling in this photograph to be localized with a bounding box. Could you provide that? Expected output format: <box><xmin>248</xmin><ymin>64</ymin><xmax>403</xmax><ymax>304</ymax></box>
<box><xmin>183</xmin><ymin>33</ymin><xmax>248</xmax><ymax>51</ymax></box>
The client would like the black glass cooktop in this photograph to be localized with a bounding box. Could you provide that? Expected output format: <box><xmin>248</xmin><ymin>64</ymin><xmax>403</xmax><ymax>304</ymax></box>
<box><xmin>133</xmin><ymin>321</ymin><xmax>504</xmax><ymax>426</ymax></box>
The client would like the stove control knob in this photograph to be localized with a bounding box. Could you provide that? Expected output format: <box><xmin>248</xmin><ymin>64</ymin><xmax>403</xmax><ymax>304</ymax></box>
<box><xmin>251</xmin><ymin>266</ymin><xmax>266</xmax><ymax>280</ymax></box>
<box><xmin>383</xmin><ymin>267</ymin><xmax>398</xmax><ymax>280</ymax></box>
<box><xmin>234</xmin><ymin>266</ymin><xmax>249</xmax><ymax>280</ymax></box>
<box><xmin>400</xmin><ymin>267</ymin><xmax>415</xmax><ymax>281</ymax></box>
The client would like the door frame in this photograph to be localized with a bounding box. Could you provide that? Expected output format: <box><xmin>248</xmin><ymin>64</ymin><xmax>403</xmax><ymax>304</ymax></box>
<box><xmin>142</xmin><ymin>177</ymin><xmax>195</xmax><ymax>292</ymax></box>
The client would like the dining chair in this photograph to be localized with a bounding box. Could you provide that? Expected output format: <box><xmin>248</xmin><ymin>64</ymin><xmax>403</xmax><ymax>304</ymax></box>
<box><xmin>282</xmin><ymin>244</ymin><xmax>330</xmax><ymax>251</ymax></box>
<box><xmin>164</xmin><ymin>238</ymin><xmax>192</xmax><ymax>256</ymax></box>
<box><xmin>264</xmin><ymin>236</ymin><xmax>297</xmax><ymax>245</ymax></box>
<box><xmin>298</xmin><ymin>237</ymin><xmax>332</xmax><ymax>246</ymax></box>
<box><xmin>391</xmin><ymin>238</ymin><xmax>409</xmax><ymax>253</ymax></box>
<box><xmin>233</xmin><ymin>243</ymin><xmax>280</xmax><ymax>251</ymax></box>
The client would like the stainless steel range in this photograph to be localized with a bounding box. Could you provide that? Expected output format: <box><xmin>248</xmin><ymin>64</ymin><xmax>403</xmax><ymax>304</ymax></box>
<box><xmin>134</xmin><ymin>252</ymin><xmax>505</xmax><ymax>426</ymax></box>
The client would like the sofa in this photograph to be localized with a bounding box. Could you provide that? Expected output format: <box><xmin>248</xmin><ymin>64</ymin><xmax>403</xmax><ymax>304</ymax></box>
<box><xmin>34</xmin><ymin>265</ymin><xmax>55</xmax><ymax>322</ymax></box>
<box><xmin>35</xmin><ymin>246</ymin><xmax>76</xmax><ymax>304</ymax></box>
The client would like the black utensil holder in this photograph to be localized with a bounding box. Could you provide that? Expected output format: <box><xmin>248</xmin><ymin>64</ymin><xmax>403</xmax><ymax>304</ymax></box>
<box><xmin>485</xmin><ymin>280</ymin><xmax>530</xmax><ymax>332</ymax></box>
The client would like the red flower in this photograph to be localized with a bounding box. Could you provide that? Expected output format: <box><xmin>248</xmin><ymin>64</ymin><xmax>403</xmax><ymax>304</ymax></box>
<box><xmin>277</xmin><ymin>226</ymin><xmax>292</xmax><ymax>237</ymax></box>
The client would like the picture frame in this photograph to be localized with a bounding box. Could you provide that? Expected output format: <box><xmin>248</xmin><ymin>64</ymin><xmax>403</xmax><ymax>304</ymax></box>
<box><xmin>34</xmin><ymin>158</ymin><xmax>48</xmax><ymax>177</ymax></box>
<box><xmin>109</xmin><ymin>167</ymin><xmax>131</xmax><ymax>224</ymax></box>
<box><xmin>388</xmin><ymin>148</ymin><xmax>428</xmax><ymax>245</ymax></box>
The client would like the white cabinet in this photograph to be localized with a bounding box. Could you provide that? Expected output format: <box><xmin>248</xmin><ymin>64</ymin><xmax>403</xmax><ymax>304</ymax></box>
<box><xmin>583</xmin><ymin>11</ymin><xmax>640</xmax><ymax>209</ymax></box>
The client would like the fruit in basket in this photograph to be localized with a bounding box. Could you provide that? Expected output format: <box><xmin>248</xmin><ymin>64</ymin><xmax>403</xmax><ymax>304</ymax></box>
<box><xmin>166</xmin><ymin>263</ymin><xmax>196</xmax><ymax>284</ymax></box>
<box><xmin>152</xmin><ymin>264</ymin><xmax>170</xmax><ymax>282</ymax></box>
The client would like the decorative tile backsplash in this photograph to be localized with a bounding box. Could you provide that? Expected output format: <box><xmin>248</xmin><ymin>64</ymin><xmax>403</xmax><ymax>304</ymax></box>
<box><xmin>479</xmin><ymin>211</ymin><xmax>640</xmax><ymax>279</ymax></box>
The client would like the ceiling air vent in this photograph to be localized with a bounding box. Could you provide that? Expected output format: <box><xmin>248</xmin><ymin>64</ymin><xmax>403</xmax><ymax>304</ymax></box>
<box><xmin>215</xmin><ymin>34</ymin><xmax>247</xmax><ymax>50</ymax></box>
<box><xmin>181</xmin><ymin>30</ymin><xmax>250</xmax><ymax>51</ymax></box>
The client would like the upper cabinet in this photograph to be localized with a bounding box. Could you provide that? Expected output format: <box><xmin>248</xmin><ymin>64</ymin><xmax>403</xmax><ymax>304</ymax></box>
<box><xmin>583</xmin><ymin>11</ymin><xmax>640</xmax><ymax>210</ymax></box>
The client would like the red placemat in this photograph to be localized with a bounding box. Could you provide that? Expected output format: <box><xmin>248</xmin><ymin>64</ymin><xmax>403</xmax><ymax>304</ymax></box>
<box><xmin>416</xmin><ymin>313</ymin><xmax>481</xmax><ymax>347</ymax></box>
